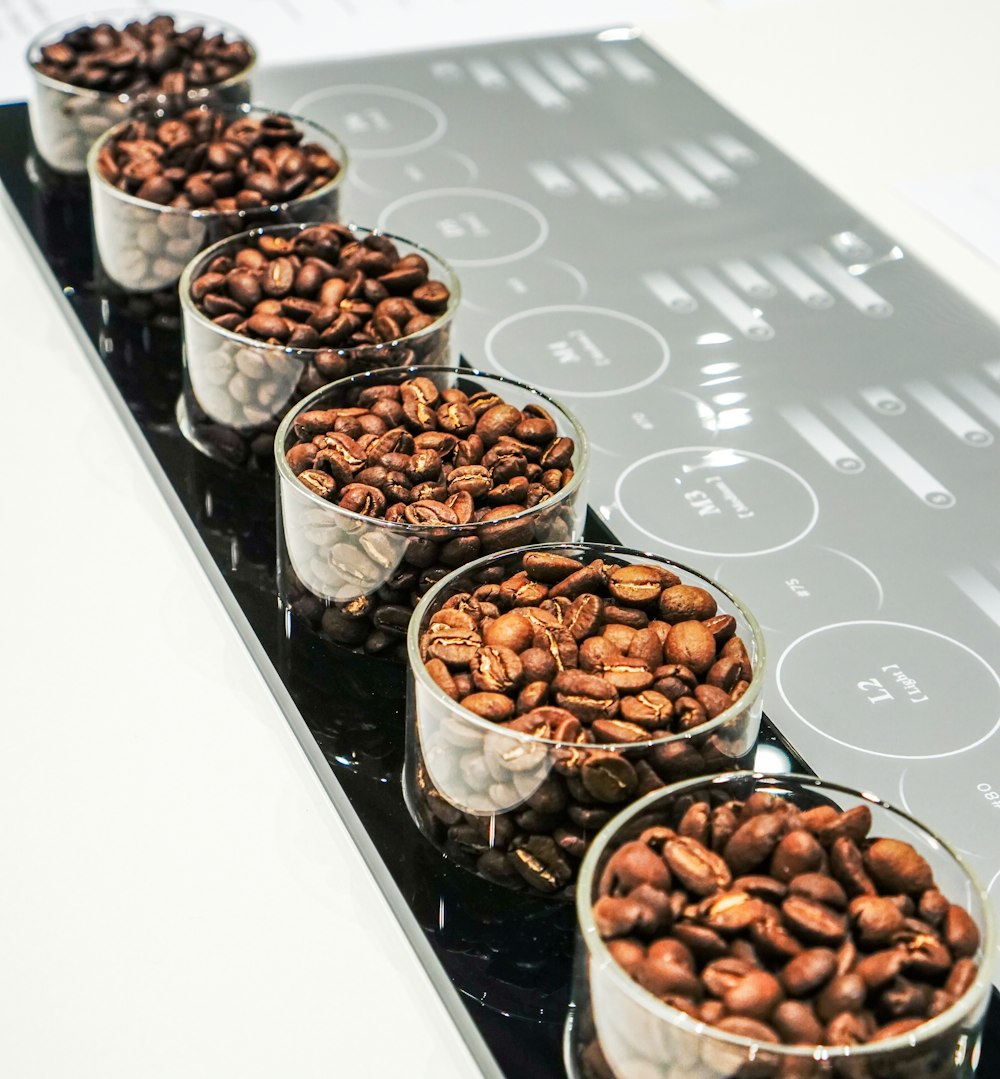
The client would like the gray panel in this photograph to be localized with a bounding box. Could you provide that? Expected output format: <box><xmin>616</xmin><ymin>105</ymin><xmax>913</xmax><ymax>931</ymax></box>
<box><xmin>257</xmin><ymin>32</ymin><xmax>1000</xmax><ymax>965</ymax></box>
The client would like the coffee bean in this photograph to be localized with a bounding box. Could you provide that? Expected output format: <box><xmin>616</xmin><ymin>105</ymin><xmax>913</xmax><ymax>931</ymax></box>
<box><xmin>723</xmin><ymin>969</ymin><xmax>784</xmax><ymax>1020</ymax></box>
<box><xmin>97</xmin><ymin>105</ymin><xmax>340</xmax><ymax>213</ymax></box>
<box><xmin>580</xmin><ymin>753</ymin><xmax>638</xmax><ymax>804</ymax></box>
<box><xmin>411</xmin><ymin>552</ymin><xmax>761</xmax><ymax>897</ymax></box>
<box><xmin>33</xmin><ymin>15</ymin><xmax>253</xmax><ymax>98</ymax></box>
<box><xmin>773</xmin><ymin>999</ymin><xmax>825</xmax><ymax>1044</ymax></box>
<box><xmin>664</xmin><ymin>620</ymin><xmax>717</xmax><ymax>675</ymax></box>
<box><xmin>552</xmin><ymin>669</ymin><xmax>618</xmax><ymax>722</ymax></box>
<box><xmin>588</xmin><ymin>784</ymin><xmax>983</xmax><ymax>1066</ymax></box>
<box><xmin>507</xmin><ymin>835</ymin><xmax>572</xmax><ymax>894</ymax></box>
<box><xmin>781</xmin><ymin>947</ymin><xmax>838</xmax><ymax>997</ymax></box>
<box><xmin>635</xmin><ymin>952</ymin><xmax>703</xmax><ymax>999</ymax></box>
<box><xmin>864</xmin><ymin>838</ymin><xmax>934</xmax><ymax>894</ymax></box>
<box><xmin>600</xmin><ymin>841</ymin><xmax>672</xmax><ymax>898</ymax></box>
<box><xmin>771</xmin><ymin>829</ymin><xmax>825</xmax><ymax>882</ymax></box>
<box><xmin>725</xmin><ymin>812</ymin><xmax>786</xmax><ymax>875</ymax></box>
<box><xmin>662</xmin><ymin>835</ymin><xmax>732</xmax><ymax>897</ymax></box>
<box><xmin>470</xmin><ymin>645</ymin><xmax>522</xmax><ymax>694</ymax></box>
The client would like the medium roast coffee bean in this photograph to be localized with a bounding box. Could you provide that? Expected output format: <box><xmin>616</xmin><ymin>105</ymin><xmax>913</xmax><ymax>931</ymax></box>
<box><xmin>591</xmin><ymin>786</ymin><xmax>983</xmax><ymax>1057</ymax></box>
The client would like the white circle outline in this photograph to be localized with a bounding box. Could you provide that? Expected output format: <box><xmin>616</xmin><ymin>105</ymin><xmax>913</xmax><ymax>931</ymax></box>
<box><xmin>898</xmin><ymin>770</ymin><xmax>1000</xmax><ymax>865</ymax></box>
<box><xmin>486</xmin><ymin>305</ymin><xmax>669</xmax><ymax>397</ymax></box>
<box><xmin>350</xmin><ymin>147</ymin><xmax>478</xmax><ymax>196</ymax></box>
<box><xmin>462</xmin><ymin>258</ymin><xmax>588</xmax><ymax>316</ymax></box>
<box><xmin>775</xmin><ymin>620</ymin><xmax>1000</xmax><ymax>760</ymax></box>
<box><xmin>614</xmin><ymin>446</ymin><xmax>819</xmax><ymax>557</ymax></box>
<box><xmin>377</xmin><ymin>188</ymin><xmax>549</xmax><ymax>267</ymax></box>
<box><xmin>290</xmin><ymin>83</ymin><xmax>447</xmax><ymax>158</ymax></box>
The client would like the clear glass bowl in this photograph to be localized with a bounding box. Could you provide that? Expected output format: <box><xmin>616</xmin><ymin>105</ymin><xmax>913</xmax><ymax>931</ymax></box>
<box><xmin>403</xmin><ymin>542</ymin><xmax>766</xmax><ymax>898</ymax></box>
<box><xmin>568</xmin><ymin>771</ymin><xmax>995</xmax><ymax>1079</ymax></box>
<box><xmin>27</xmin><ymin>10</ymin><xmax>256</xmax><ymax>175</ymax></box>
<box><xmin>276</xmin><ymin>368</ymin><xmax>589</xmax><ymax>663</ymax></box>
<box><xmin>180</xmin><ymin>223</ymin><xmax>459</xmax><ymax>468</ymax></box>
<box><xmin>87</xmin><ymin>101</ymin><xmax>348</xmax><ymax>299</ymax></box>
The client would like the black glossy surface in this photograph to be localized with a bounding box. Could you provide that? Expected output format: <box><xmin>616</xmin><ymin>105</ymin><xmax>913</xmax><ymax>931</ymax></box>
<box><xmin>2</xmin><ymin>100</ymin><xmax>995</xmax><ymax>1077</ymax></box>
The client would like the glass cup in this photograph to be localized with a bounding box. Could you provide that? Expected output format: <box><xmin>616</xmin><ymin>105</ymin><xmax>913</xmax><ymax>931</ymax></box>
<box><xmin>87</xmin><ymin>102</ymin><xmax>348</xmax><ymax>306</ymax></box>
<box><xmin>403</xmin><ymin>542</ymin><xmax>766</xmax><ymax>899</ymax></box>
<box><xmin>568</xmin><ymin>771</ymin><xmax>996</xmax><ymax>1079</ymax></box>
<box><xmin>180</xmin><ymin>223</ymin><xmax>459</xmax><ymax>469</ymax></box>
<box><xmin>27</xmin><ymin>10</ymin><xmax>256</xmax><ymax>176</ymax></box>
<box><xmin>276</xmin><ymin>368</ymin><xmax>590</xmax><ymax>664</ymax></box>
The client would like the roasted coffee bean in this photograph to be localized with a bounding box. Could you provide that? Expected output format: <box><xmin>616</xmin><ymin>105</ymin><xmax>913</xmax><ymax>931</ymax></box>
<box><xmin>662</xmin><ymin>835</ymin><xmax>731</xmax><ymax>896</ymax></box>
<box><xmin>723</xmin><ymin>969</ymin><xmax>784</xmax><ymax>1020</ymax></box>
<box><xmin>864</xmin><ymin>838</ymin><xmax>934</xmax><ymax>894</ymax></box>
<box><xmin>725</xmin><ymin>812</ymin><xmax>786</xmax><ymax>875</ymax></box>
<box><xmin>580</xmin><ymin>753</ymin><xmax>638</xmax><ymax>804</ymax></box>
<box><xmin>33</xmin><ymin>16</ymin><xmax>253</xmax><ymax>98</ymax></box>
<box><xmin>771</xmin><ymin>829</ymin><xmax>825</xmax><ymax>882</ymax></box>
<box><xmin>590</xmin><ymin>786</ymin><xmax>983</xmax><ymax>1060</ymax></box>
<box><xmin>98</xmin><ymin>105</ymin><xmax>340</xmax><ymax>213</ymax></box>
<box><xmin>658</xmin><ymin>584</ymin><xmax>718</xmax><ymax>623</ymax></box>
<box><xmin>553</xmin><ymin>670</ymin><xmax>618</xmax><ymax>722</ymax></box>
<box><xmin>664</xmin><ymin>620</ymin><xmax>717</xmax><ymax>675</ymax></box>
<box><xmin>600</xmin><ymin>840</ymin><xmax>672</xmax><ymax>896</ymax></box>
<box><xmin>781</xmin><ymin>947</ymin><xmax>838</xmax><ymax>997</ymax></box>
<box><xmin>410</xmin><ymin>552</ymin><xmax>759</xmax><ymax>897</ymax></box>
<box><xmin>286</xmin><ymin>380</ymin><xmax>579</xmax><ymax>657</ymax></box>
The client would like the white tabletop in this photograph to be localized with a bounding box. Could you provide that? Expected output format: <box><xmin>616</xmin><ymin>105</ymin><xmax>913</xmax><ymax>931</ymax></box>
<box><xmin>2</xmin><ymin>3</ymin><xmax>999</xmax><ymax>1076</ymax></box>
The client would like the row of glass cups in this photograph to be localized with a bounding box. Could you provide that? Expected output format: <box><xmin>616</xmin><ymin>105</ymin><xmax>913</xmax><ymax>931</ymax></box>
<box><xmin>26</xmin><ymin>15</ymin><xmax>996</xmax><ymax>1072</ymax></box>
<box><xmin>26</xmin><ymin>11</ymin><xmax>355</xmax><ymax>326</ymax></box>
<box><xmin>25</xmin><ymin>14</ymin><xmax>470</xmax><ymax>469</ymax></box>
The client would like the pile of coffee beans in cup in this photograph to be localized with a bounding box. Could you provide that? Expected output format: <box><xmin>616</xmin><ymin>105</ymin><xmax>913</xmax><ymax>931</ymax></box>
<box><xmin>288</xmin><ymin>376</ymin><xmax>573</xmax><ymax>514</ymax></box>
<box><xmin>409</xmin><ymin>550</ymin><xmax>759</xmax><ymax>895</ymax></box>
<box><xmin>191</xmin><ymin>224</ymin><xmax>449</xmax><ymax>346</ymax></box>
<box><xmin>33</xmin><ymin>15</ymin><xmax>253</xmax><ymax>97</ymax></box>
<box><xmin>281</xmin><ymin>378</ymin><xmax>581</xmax><ymax>660</ymax></box>
<box><xmin>584</xmin><ymin>790</ymin><xmax>981</xmax><ymax>1073</ymax></box>
<box><xmin>96</xmin><ymin>105</ymin><xmax>340</xmax><ymax>212</ymax></box>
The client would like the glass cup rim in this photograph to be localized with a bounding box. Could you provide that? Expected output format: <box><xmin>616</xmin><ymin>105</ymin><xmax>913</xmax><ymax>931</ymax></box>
<box><xmin>27</xmin><ymin>8</ymin><xmax>258</xmax><ymax>103</ymax></box>
<box><xmin>574</xmin><ymin>769</ymin><xmax>997</xmax><ymax>1060</ymax></box>
<box><xmin>275</xmin><ymin>366</ymin><xmax>590</xmax><ymax>539</ymax></box>
<box><xmin>179</xmin><ymin>221</ymin><xmax>460</xmax><ymax>358</ymax></box>
<box><xmin>85</xmin><ymin>100</ymin><xmax>346</xmax><ymax>218</ymax></box>
<box><xmin>405</xmin><ymin>540</ymin><xmax>767</xmax><ymax>754</ymax></box>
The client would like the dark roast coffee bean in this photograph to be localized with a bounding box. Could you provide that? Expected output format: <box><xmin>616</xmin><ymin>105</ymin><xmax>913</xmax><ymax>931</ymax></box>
<box><xmin>34</xmin><ymin>16</ymin><xmax>253</xmax><ymax>97</ymax></box>
<box><xmin>97</xmin><ymin>105</ymin><xmax>340</xmax><ymax>213</ymax></box>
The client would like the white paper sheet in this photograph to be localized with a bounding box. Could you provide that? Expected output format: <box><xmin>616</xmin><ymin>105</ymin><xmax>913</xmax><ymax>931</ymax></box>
<box><xmin>901</xmin><ymin>165</ymin><xmax>1000</xmax><ymax>270</ymax></box>
<box><xmin>3</xmin><ymin>0</ymin><xmax>680</xmax><ymax>104</ymax></box>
